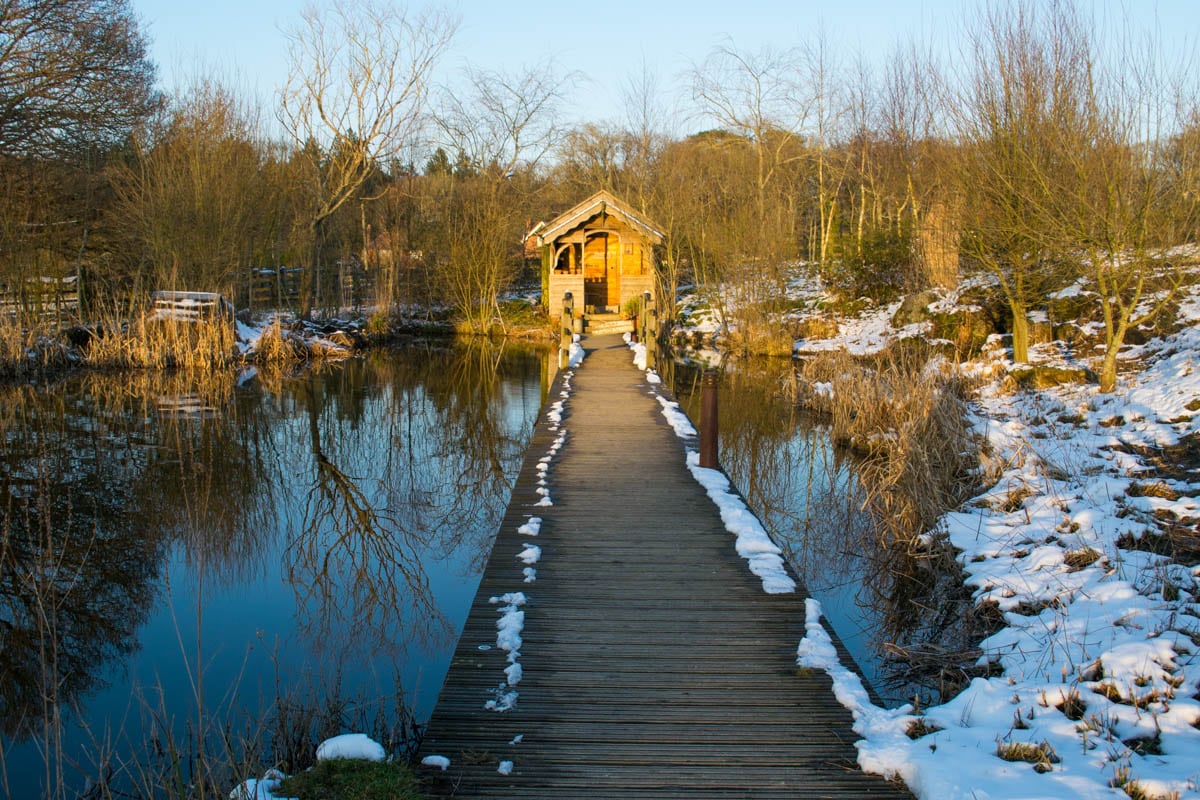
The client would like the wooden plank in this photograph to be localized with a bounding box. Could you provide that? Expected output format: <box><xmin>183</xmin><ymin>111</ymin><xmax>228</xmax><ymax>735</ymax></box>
<box><xmin>417</xmin><ymin>334</ymin><xmax>912</xmax><ymax>799</ymax></box>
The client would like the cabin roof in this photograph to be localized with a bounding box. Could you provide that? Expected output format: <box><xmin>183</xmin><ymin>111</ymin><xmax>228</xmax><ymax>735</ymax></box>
<box><xmin>533</xmin><ymin>190</ymin><xmax>664</xmax><ymax>246</ymax></box>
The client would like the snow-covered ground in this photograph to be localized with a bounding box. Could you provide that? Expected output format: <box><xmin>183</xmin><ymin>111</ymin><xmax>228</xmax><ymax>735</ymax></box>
<box><xmin>669</xmin><ymin>277</ymin><xmax>1200</xmax><ymax>799</ymax></box>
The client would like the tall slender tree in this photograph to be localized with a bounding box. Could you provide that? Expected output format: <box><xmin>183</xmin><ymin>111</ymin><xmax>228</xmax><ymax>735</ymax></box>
<box><xmin>278</xmin><ymin>0</ymin><xmax>457</xmax><ymax>315</ymax></box>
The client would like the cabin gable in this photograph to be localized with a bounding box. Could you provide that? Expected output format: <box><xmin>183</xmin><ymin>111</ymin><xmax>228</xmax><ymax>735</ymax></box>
<box><xmin>529</xmin><ymin>191</ymin><xmax>664</xmax><ymax>321</ymax></box>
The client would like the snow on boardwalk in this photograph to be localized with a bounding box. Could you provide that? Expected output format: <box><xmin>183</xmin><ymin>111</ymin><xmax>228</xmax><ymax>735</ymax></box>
<box><xmin>417</xmin><ymin>335</ymin><xmax>911</xmax><ymax>799</ymax></box>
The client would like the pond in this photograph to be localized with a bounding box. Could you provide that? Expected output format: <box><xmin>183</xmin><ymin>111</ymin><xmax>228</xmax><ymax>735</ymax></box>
<box><xmin>0</xmin><ymin>340</ymin><xmax>552</xmax><ymax>798</ymax></box>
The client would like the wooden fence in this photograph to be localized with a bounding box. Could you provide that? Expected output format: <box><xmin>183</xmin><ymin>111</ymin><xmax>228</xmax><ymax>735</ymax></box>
<box><xmin>148</xmin><ymin>291</ymin><xmax>235</xmax><ymax>323</ymax></box>
<box><xmin>0</xmin><ymin>275</ymin><xmax>80</xmax><ymax>321</ymax></box>
<box><xmin>245</xmin><ymin>264</ymin><xmax>374</xmax><ymax>314</ymax></box>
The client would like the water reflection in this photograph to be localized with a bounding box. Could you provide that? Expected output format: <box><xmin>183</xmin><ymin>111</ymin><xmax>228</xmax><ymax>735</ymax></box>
<box><xmin>668</xmin><ymin>355</ymin><xmax>946</xmax><ymax>707</ymax></box>
<box><xmin>0</xmin><ymin>340</ymin><xmax>549</xmax><ymax>797</ymax></box>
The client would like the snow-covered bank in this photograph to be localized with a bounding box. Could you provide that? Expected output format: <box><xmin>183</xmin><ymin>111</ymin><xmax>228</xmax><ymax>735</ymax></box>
<box><xmin>231</xmin><ymin>734</ymin><xmax>387</xmax><ymax>800</ymax></box>
<box><xmin>665</xmin><ymin>279</ymin><xmax>1200</xmax><ymax>799</ymax></box>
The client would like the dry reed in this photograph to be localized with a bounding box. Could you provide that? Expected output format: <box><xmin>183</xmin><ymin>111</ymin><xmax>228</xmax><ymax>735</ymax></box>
<box><xmin>82</xmin><ymin>317</ymin><xmax>238</xmax><ymax>370</ymax></box>
<box><xmin>791</xmin><ymin>345</ymin><xmax>981</xmax><ymax>548</ymax></box>
<box><xmin>0</xmin><ymin>315</ymin><xmax>72</xmax><ymax>378</ymax></box>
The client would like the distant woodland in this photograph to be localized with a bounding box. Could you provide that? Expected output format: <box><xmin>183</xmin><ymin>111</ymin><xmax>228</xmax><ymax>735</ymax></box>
<box><xmin>2</xmin><ymin>0</ymin><xmax>1197</xmax><ymax>387</ymax></box>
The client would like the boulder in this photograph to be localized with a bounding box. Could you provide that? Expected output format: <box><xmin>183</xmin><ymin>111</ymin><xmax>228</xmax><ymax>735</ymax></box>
<box><xmin>891</xmin><ymin>290</ymin><xmax>941</xmax><ymax>328</ymax></box>
<box><xmin>930</xmin><ymin>308</ymin><xmax>996</xmax><ymax>358</ymax></box>
<box><xmin>1028</xmin><ymin>314</ymin><xmax>1055</xmax><ymax>346</ymax></box>
<box><xmin>1009</xmin><ymin>364</ymin><xmax>1096</xmax><ymax>389</ymax></box>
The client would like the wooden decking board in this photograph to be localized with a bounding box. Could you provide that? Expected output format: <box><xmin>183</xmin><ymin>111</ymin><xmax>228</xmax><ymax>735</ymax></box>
<box><xmin>417</xmin><ymin>335</ymin><xmax>911</xmax><ymax>799</ymax></box>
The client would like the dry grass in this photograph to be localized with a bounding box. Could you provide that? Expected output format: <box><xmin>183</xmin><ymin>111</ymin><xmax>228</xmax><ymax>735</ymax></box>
<box><xmin>242</xmin><ymin>317</ymin><xmax>358</xmax><ymax>363</ymax></box>
<box><xmin>791</xmin><ymin>346</ymin><xmax>981</xmax><ymax>548</ymax></box>
<box><xmin>996</xmin><ymin>739</ymin><xmax>1060</xmax><ymax>772</ymax></box>
<box><xmin>83</xmin><ymin>317</ymin><xmax>237</xmax><ymax>370</ymax></box>
<box><xmin>787</xmin><ymin>345</ymin><xmax>986</xmax><ymax>704</ymax></box>
<box><xmin>0</xmin><ymin>300</ymin><xmax>338</xmax><ymax>378</ymax></box>
<box><xmin>0</xmin><ymin>314</ymin><xmax>72</xmax><ymax>378</ymax></box>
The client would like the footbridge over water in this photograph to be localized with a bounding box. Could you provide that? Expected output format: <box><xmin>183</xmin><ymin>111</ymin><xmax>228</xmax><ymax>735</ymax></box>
<box><xmin>416</xmin><ymin>334</ymin><xmax>913</xmax><ymax>799</ymax></box>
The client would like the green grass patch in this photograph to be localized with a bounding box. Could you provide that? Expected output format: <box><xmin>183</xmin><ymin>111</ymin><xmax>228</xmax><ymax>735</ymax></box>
<box><xmin>498</xmin><ymin>298</ymin><xmax>548</xmax><ymax>327</ymax></box>
<box><xmin>275</xmin><ymin>759</ymin><xmax>422</xmax><ymax>800</ymax></box>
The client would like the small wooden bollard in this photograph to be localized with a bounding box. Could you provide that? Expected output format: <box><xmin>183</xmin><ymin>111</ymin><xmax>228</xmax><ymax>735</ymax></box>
<box><xmin>699</xmin><ymin>369</ymin><xmax>719</xmax><ymax>468</ymax></box>
<box><xmin>643</xmin><ymin>290</ymin><xmax>657</xmax><ymax>372</ymax></box>
<box><xmin>560</xmin><ymin>291</ymin><xmax>574</xmax><ymax>368</ymax></box>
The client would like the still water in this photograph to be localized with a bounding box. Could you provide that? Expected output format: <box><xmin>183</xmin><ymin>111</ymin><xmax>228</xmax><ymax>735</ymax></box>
<box><xmin>0</xmin><ymin>340</ymin><xmax>552</xmax><ymax>798</ymax></box>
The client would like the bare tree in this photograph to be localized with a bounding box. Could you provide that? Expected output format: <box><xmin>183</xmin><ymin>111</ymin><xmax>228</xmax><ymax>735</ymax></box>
<box><xmin>689</xmin><ymin>43</ymin><xmax>806</xmax><ymax>352</ymax></box>
<box><xmin>620</xmin><ymin>57</ymin><xmax>673</xmax><ymax>215</ymax></box>
<box><xmin>880</xmin><ymin>40</ymin><xmax>954</xmax><ymax>290</ymax></box>
<box><xmin>951</xmin><ymin>0</ymin><xmax>1087</xmax><ymax>363</ymax></box>
<box><xmin>0</xmin><ymin>0</ymin><xmax>158</xmax><ymax>157</ymax></box>
<box><xmin>557</xmin><ymin>123</ymin><xmax>624</xmax><ymax>195</ymax></box>
<box><xmin>278</xmin><ymin>0</ymin><xmax>457</xmax><ymax>314</ymax></box>
<box><xmin>432</xmin><ymin>61</ymin><xmax>573</xmax><ymax>333</ymax></box>
<box><xmin>621</xmin><ymin>61</ymin><xmax>682</xmax><ymax>322</ymax></box>
<box><xmin>1049</xmin><ymin>19</ymin><xmax>1200</xmax><ymax>392</ymax></box>
<box><xmin>110</xmin><ymin>78</ymin><xmax>272</xmax><ymax>294</ymax></box>
<box><xmin>691</xmin><ymin>42</ymin><xmax>804</xmax><ymax>264</ymax></box>
<box><xmin>800</xmin><ymin>27</ymin><xmax>852</xmax><ymax>269</ymax></box>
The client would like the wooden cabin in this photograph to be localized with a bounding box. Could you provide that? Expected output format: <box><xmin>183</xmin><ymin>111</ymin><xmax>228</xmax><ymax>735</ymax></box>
<box><xmin>528</xmin><ymin>190</ymin><xmax>664</xmax><ymax>322</ymax></box>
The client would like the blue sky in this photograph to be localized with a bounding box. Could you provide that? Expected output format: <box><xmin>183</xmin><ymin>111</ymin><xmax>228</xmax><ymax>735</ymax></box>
<box><xmin>133</xmin><ymin>0</ymin><xmax>1199</xmax><ymax>132</ymax></box>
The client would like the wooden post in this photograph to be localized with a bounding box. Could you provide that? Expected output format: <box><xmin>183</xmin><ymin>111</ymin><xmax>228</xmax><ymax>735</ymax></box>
<box><xmin>560</xmin><ymin>291</ymin><xmax>574</xmax><ymax>368</ymax></box>
<box><xmin>639</xmin><ymin>291</ymin><xmax>648</xmax><ymax>344</ymax></box>
<box><xmin>699</xmin><ymin>369</ymin><xmax>719</xmax><ymax>468</ymax></box>
<box><xmin>643</xmin><ymin>290</ymin><xmax>657</xmax><ymax>372</ymax></box>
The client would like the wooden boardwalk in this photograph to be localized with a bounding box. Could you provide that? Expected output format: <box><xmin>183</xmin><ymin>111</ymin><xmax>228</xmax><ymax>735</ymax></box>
<box><xmin>416</xmin><ymin>335</ymin><xmax>912</xmax><ymax>799</ymax></box>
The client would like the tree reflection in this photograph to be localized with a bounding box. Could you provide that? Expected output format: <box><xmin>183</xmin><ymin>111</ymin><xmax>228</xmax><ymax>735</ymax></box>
<box><xmin>0</xmin><ymin>384</ymin><xmax>164</xmax><ymax>749</ymax></box>
<box><xmin>282</xmin><ymin>341</ymin><xmax>547</xmax><ymax>658</ymax></box>
<box><xmin>0</xmin><ymin>370</ymin><xmax>272</xmax><ymax>764</ymax></box>
<box><xmin>0</xmin><ymin>344</ymin><xmax>549</xmax><ymax>796</ymax></box>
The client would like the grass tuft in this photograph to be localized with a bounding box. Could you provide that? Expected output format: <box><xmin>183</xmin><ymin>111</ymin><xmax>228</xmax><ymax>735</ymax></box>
<box><xmin>906</xmin><ymin>718</ymin><xmax>943</xmax><ymax>739</ymax></box>
<box><xmin>275</xmin><ymin>758</ymin><xmax>422</xmax><ymax>800</ymax></box>
<box><xmin>1064</xmin><ymin>548</ymin><xmax>1102</xmax><ymax>572</ymax></box>
<box><xmin>996</xmin><ymin>739</ymin><xmax>1060</xmax><ymax>771</ymax></box>
<box><xmin>1055</xmin><ymin>688</ymin><xmax>1087</xmax><ymax>720</ymax></box>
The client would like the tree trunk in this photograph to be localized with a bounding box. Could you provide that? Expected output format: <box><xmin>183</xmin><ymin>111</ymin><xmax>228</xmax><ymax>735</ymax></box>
<box><xmin>1098</xmin><ymin>316</ymin><xmax>1130</xmax><ymax>393</ymax></box>
<box><xmin>1010</xmin><ymin>305</ymin><xmax>1030</xmax><ymax>363</ymax></box>
<box><xmin>1098</xmin><ymin>348</ymin><xmax>1119</xmax><ymax>393</ymax></box>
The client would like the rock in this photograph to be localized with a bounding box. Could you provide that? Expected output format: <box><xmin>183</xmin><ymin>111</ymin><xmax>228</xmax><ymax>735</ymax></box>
<box><xmin>930</xmin><ymin>308</ymin><xmax>996</xmax><ymax>358</ymax></box>
<box><xmin>1046</xmin><ymin>290</ymin><xmax>1098</xmax><ymax>328</ymax></box>
<box><xmin>891</xmin><ymin>290</ymin><xmax>940</xmax><ymax>328</ymax></box>
<box><xmin>1052</xmin><ymin>322</ymin><xmax>1100</xmax><ymax>350</ymax></box>
<box><xmin>1009</xmin><ymin>364</ymin><xmax>1096</xmax><ymax>389</ymax></box>
<box><xmin>1028</xmin><ymin>314</ymin><xmax>1054</xmax><ymax>345</ymax></box>
<box><xmin>63</xmin><ymin>324</ymin><xmax>102</xmax><ymax>349</ymax></box>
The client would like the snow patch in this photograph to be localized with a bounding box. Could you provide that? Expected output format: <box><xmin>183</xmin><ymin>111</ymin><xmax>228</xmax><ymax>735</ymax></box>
<box><xmin>485</xmin><ymin>592</ymin><xmax>527</xmax><ymax>711</ymax></box>
<box><xmin>421</xmin><ymin>755</ymin><xmax>451</xmax><ymax>771</ymax></box>
<box><xmin>315</xmin><ymin>733</ymin><xmax>385</xmax><ymax>762</ymax></box>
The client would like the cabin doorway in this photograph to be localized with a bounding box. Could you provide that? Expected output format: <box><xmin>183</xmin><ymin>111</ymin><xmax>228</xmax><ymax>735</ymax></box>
<box><xmin>583</xmin><ymin>232</ymin><xmax>619</xmax><ymax>312</ymax></box>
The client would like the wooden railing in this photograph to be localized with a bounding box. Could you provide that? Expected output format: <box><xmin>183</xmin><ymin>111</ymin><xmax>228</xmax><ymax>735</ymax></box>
<box><xmin>149</xmin><ymin>291</ymin><xmax>234</xmax><ymax>323</ymax></box>
<box><xmin>0</xmin><ymin>275</ymin><xmax>80</xmax><ymax>321</ymax></box>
